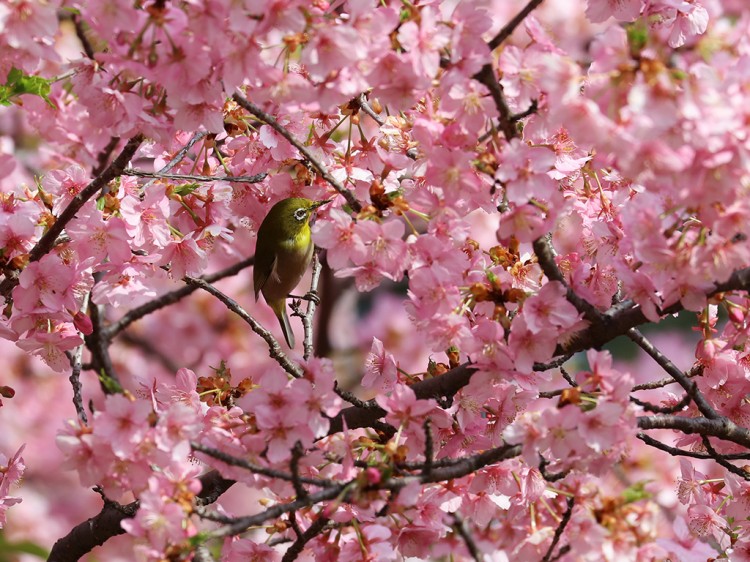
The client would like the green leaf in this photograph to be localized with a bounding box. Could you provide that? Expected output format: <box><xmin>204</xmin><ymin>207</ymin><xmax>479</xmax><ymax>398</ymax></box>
<box><xmin>98</xmin><ymin>370</ymin><xmax>124</xmax><ymax>395</ymax></box>
<box><xmin>0</xmin><ymin>67</ymin><xmax>54</xmax><ymax>107</ymax></box>
<box><xmin>626</xmin><ymin>21</ymin><xmax>649</xmax><ymax>57</ymax></box>
<box><xmin>0</xmin><ymin>531</ymin><xmax>48</xmax><ymax>560</ymax></box>
<box><xmin>172</xmin><ymin>182</ymin><xmax>201</xmax><ymax>196</ymax></box>
<box><xmin>621</xmin><ymin>480</ymin><xmax>652</xmax><ymax>504</ymax></box>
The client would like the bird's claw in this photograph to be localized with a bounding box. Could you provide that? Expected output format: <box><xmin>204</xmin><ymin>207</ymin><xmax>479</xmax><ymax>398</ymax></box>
<box><xmin>302</xmin><ymin>290</ymin><xmax>321</xmax><ymax>305</ymax></box>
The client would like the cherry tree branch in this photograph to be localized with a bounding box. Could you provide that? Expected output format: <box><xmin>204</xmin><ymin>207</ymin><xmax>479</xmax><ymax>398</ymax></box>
<box><xmin>208</xmin><ymin>442</ymin><xmax>522</xmax><ymax>540</ymax></box>
<box><xmin>452</xmin><ymin>513</ymin><xmax>482</xmax><ymax>562</ymax></box>
<box><xmin>122</xmin><ymin>168</ymin><xmax>267</xmax><ymax>184</ymax></box>
<box><xmin>47</xmin><ymin>471</ymin><xmax>233</xmax><ymax>562</ymax></box>
<box><xmin>232</xmin><ymin>92</ymin><xmax>362</xmax><ymax>212</ymax></box>
<box><xmin>85</xmin><ymin>301</ymin><xmax>121</xmax><ymax>389</ymax></box>
<box><xmin>533</xmin><ymin>236</ymin><xmax>604</xmax><ymax>323</ymax></box>
<box><xmin>637</xmin><ymin>415</ymin><xmax>750</xmax><ymax>449</ymax></box>
<box><xmin>185</xmin><ymin>276</ymin><xmax>303</xmax><ymax>378</ymax></box>
<box><xmin>190</xmin><ymin>442</ymin><xmax>334</xmax><ymax>487</ymax></box>
<box><xmin>627</xmin><ymin>328</ymin><xmax>718</xmax><ymax>419</ymax></box>
<box><xmin>281</xmin><ymin>513</ymin><xmax>330</xmax><ymax>562</ymax></box>
<box><xmin>701</xmin><ymin>435</ymin><xmax>750</xmax><ymax>481</ymax></box>
<box><xmin>488</xmin><ymin>0</ymin><xmax>546</xmax><ymax>50</ymax></box>
<box><xmin>356</xmin><ymin>92</ymin><xmax>385</xmax><ymax>126</ymax></box>
<box><xmin>102</xmin><ymin>256</ymin><xmax>255</xmax><ymax>339</ymax></box>
<box><xmin>473</xmin><ymin>64</ymin><xmax>517</xmax><ymax>141</ymax></box>
<box><xmin>541</xmin><ymin>497</ymin><xmax>575</xmax><ymax>562</ymax></box>
<box><xmin>302</xmin><ymin>250</ymin><xmax>323</xmax><ymax>361</ymax></box>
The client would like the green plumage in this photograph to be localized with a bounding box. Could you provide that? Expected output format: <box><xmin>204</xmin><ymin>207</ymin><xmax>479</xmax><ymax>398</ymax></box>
<box><xmin>253</xmin><ymin>197</ymin><xmax>328</xmax><ymax>347</ymax></box>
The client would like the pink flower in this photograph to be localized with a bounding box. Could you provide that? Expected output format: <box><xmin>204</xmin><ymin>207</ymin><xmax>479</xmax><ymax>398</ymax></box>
<box><xmin>362</xmin><ymin>337</ymin><xmax>399</xmax><ymax>392</ymax></box>
<box><xmin>14</xmin><ymin>253</ymin><xmax>78</xmax><ymax>314</ymax></box>
<box><xmin>313</xmin><ymin>208</ymin><xmax>366</xmax><ymax>269</ymax></box>
<box><xmin>303</xmin><ymin>24</ymin><xmax>367</xmax><ymax>82</ymax></box>
<box><xmin>522</xmin><ymin>281</ymin><xmax>582</xmax><ymax>334</ymax></box>
<box><xmin>0</xmin><ymin>444</ymin><xmax>25</xmax><ymax>529</ymax></box>
<box><xmin>121</xmin><ymin>479</ymin><xmax>192</xmax><ymax>552</ymax></box>
<box><xmin>585</xmin><ymin>0</ymin><xmax>642</xmax><ymax>23</ymax></box>
<box><xmin>222</xmin><ymin>538</ymin><xmax>281</xmax><ymax>562</ymax></box>
<box><xmin>375</xmin><ymin>384</ymin><xmax>437</xmax><ymax>430</ymax></box>
<box><xmin>508</xmin><ymin>315</ymin><xmax>557</xmax><ymax>373</ymax></box>
<box><xmin>158</xmin><ymin>233</ymin><xmax>208</xmax><ymax>278</ymax></box>
<box><xmin>687</xmin><ymin>504</ymin><xmax>726</xmax><ymax>541</ymax></box>
<box><xmin>93</xmin><ymin>394</ymin><xmax>153</xmax><ymax>458</ymax></box>
<box><xmin>67</xmin><ymin>207</ymin><xmax>132</xmax><ymax>264</ymax></box>
<box><xmin>15</xmin><ymin>323</ymin><xmax>83</xmax><ymax>372</ymax></box>
<box><xmin>656</xmin><ymin>516</ymin><xmax>716</xmax><ymax>562</ymax></box>
<box><xmin>120</xmin><ymin>186</ymin><xmax>172</xmax><ymax>250</ymax></box>
<box><xmin>495</xmin><ymin>139</ymin><xmax>557</xmax><ymax>205</ymax></box>
<box><xmin>41</xmin><ymin>165</ymin><xmax>90</xmax><ymax>215</ymax></box>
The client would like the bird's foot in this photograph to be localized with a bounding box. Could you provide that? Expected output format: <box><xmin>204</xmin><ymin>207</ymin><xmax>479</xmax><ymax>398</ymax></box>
<box><xmin>289</xmin><ymin>291</ymin><xmax>321</xmax><ymax>306</ymax></box>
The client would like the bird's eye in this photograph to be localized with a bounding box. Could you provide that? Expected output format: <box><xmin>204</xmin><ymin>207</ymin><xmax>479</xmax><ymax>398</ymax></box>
<box><xmin>294</xmin><ymin>208</ymin><xmax>307</xmax><ymax>221</ymax></box>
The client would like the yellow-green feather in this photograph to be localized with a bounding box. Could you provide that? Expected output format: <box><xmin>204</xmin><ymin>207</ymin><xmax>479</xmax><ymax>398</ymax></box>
<box><xmin>253</xmin><ymin>198</ymin><xmax>319</xmax><ymax>348</ymax></box>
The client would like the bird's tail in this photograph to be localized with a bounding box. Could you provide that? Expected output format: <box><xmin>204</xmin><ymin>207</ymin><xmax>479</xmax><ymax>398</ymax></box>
<box><xmin>272</xmin><ymin>301</ymin><xmax>295</xmax><ymax>348</ymax></box>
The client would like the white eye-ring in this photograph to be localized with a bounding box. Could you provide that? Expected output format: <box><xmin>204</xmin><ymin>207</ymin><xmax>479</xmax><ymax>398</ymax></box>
<box><xmin>294</xmin><ymin>208</ymin><xmax>307</xmax><ymax>221</ymax></box>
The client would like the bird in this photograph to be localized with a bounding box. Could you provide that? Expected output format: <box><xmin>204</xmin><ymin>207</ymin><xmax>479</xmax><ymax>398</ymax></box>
<box><xmin>253</xmin><ymin>197</ymin><xmax>330</xmax><ymax>348</ymax></box>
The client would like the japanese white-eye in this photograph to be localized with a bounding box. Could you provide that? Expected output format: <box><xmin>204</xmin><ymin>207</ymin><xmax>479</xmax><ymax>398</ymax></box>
<box><xmin>253</xmin><ymin>197</ymin><xmax>330</xmax><ymax>347</ymax></box>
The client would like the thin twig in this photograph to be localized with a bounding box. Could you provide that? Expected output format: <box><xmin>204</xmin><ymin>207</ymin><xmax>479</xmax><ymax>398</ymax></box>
<box><xmin>488</xmin><ymin>0</ymin><xmax>546</xmax><ymax>50</ymax></box>
<box><xmin>232</xmin><ymin>92</ymin><xmax>362</xmax><ymax>212</ymax></box>
<box><xmin>627</xmin><ymin>328</ymin><xmax>719</xmax><ymax>420</ymax></box>
<box><xmin>452</xmin><ymin>513</ymin><xmax>483</xmax><ymax>562</ymax></box>
<box><xmin>701</xmin><ymin>435</ymin><xmax>750</xmax><ymax>480</ymax></box>
<box><xmin>630</xmin><ymin>393</ymin><xmax>691</xmax><ymax>414</ymax></box>
<box><xmin>637</xmin><ymin>433</ymin><xmax>750</xmax><ymax>461</ymax></box>
<box><xmin>123</xmin><ymin>168</ymin><xmax>267</xmax><ymax>184</ymax></box>
<box><xmin>356</xmin><ymin>93</ymin><xmax>385</xmax><ymax>126</ymax></box>
<box><xmin>185</xmin><ymin>276</ymin><xmax>303</xmax><ymax>378</ymax></box>
<box><xmin>158</xmin><ymin>131</ymin><xmax>208</xmax><ymax>175</ymax></box>
<box><xmin>541</xmin><ymin>497</ymin><xmax>575</xmax><ymax>562</ymax></box>
<box><xmin>191</xmin><ymin>442</ymin><xmax>334</xmax><ymax>487</ymax></box>
<box><xmin>539</xmin><ymin>457</ymin><xmax>569</xmax><ymax>482</ymax></box>
<box><xmin>302</xmin><ymin>251</ymin><xmax>323</xmax><ymax>361</ymax></box>
<box><xmin>103</xmin><ymin>256</ymin><xmax>254</xmax><ymax>339</ymax></box>
<box><xmin>631</xmin><ymin>365</ymin><xmax>703</xmax><ymax>391</ymax></box>
<box><xmin>281</xmin><ymin>513</ymin><xmax>331</xmax><ymax>562</ymax></box>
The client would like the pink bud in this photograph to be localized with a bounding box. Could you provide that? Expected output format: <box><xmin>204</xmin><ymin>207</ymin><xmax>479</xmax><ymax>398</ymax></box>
<box><xmin>695</xmin><ymin>339</ymin><xmax>715</xmax><ymax>362</ymax></box>
<box><xmin>73</xmin><ymin>311</ymin><xmax>93</xmax><ymax>336</ymax></box>
<box><xmin>365</xmin><ymin>467</ymin><xmax>381</xmax><ymax>485</ymax></box>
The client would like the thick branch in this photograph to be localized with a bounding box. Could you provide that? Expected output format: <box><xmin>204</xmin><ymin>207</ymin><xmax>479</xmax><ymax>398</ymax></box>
<box><xmin>48</xmin><ymin>471</ymin><xmax>233</xmax><ymax>562</ymax></box>
<box><xmin>638</xmin><ymin>415</ymin><xmax>750</xmax><ymax>449</ymax></box>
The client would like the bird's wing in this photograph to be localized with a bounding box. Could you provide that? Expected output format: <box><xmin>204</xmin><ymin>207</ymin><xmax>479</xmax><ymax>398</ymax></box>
<box><xmin>253</xmin><ymin>253</ymin><xmax>277</xmax><ymax>302</ymax></box>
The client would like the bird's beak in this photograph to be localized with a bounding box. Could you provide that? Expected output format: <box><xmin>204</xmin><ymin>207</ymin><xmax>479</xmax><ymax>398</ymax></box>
<box><xmin>311</xmin><ymin>198</ymin><xmax>334</xmax><ymax>210</ymax></box>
